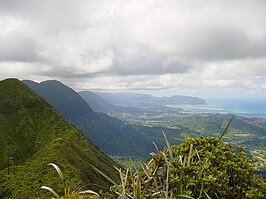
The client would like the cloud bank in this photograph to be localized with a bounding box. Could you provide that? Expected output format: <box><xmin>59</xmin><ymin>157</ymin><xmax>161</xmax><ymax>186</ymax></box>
<box><xmin>0</xmin><ymin>0</ymin><xmax>266</xmax><ymax>97</ymax></box>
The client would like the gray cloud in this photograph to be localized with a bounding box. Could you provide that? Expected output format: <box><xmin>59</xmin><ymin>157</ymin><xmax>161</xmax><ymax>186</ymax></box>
<box><xmin>0</xmin><ymin>0</ymin><xmax>266</xmax><ymax>96</ymax></box>
<box><xmin>0</xmin><ymin>35</ymin><xmax>37</xmax><ymax>62</ymax></box>
<box><xmin>0</xmin><ymin>16</ymin><xmax>38</xmax><ymax>62</ymax></box>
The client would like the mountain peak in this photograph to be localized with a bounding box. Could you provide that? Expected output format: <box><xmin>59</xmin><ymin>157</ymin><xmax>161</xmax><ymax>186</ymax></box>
<box><xmin>23</xmin><ymin>79</ymin><xmax>94</xmax><ymax>119</ymax></box>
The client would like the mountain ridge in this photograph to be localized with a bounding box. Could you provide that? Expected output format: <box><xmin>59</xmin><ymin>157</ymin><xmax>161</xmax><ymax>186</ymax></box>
<box><xmin>23</xmin><ymin>80</ymin><xmax>155</xmax><ymax>157</ymax></box>
<box><xmin>0</xmin><ymin>78</ymin><xmax>119</xmax><ymax>198</ymax></box>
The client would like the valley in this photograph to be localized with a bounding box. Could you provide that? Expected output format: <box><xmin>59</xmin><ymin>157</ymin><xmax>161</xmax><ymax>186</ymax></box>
<box><xmin>22</xmin><ymin>80</ymin><xmax>266</xmax><ymax>169</ymax></box>
<box><xmin>80</xmin><ymin>90</ymin><xmax>266</xmax><ymax>178</ymax></box>
<box><xmin>0</xmin><ymin>78</ymin><xmax>265</xmax><ymax>198</ymax></box>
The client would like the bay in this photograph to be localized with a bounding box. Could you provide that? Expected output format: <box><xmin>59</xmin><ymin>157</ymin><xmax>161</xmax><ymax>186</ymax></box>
<box><xmin>169</xmin><ymin>98</ymin><xmax>266</xmax><ymax>118</ymax></box>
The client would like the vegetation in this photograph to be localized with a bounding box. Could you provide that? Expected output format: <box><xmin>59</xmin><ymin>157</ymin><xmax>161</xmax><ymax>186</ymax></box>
<box><xmin>38</xmin><ymin>128</ymin><xmax>265</xmax><ymax>198</ymax></box>
<box><xmin>1</xmin><ymin>78</ymin><xmax>265</xmax><ymax>198</ymax></box>
<box><xmin>109</xmin><ymin>112</ymin><xmax>266</xmax><ymax>159</ymax></box>
<box><xmin>251</xmin><ymin>148</ymin><xmax>266</xmax><ymax>179</ymax></box>
<box><xmin>40</xmin><ymin>163</ymin><xmax>99</xmax><ymax>199</ymax></box>
<box><xmin>23</xmin><ymin>79</ymin><xmax>266</xmax><ymax>182</ymax></box>
<box><xmin>0</xmin><ymin>78</ymin><xmax>119</xmax><ymax>198</ymax></box>
<box><xmin>23</xmin><ymin>80</ymin><xmax>266</xmax><ymax>167</ymax></box>
<box><xmin>108</xmin><ymin>136</ymin><xmax>266</xmax><ymax>199</ymax></box>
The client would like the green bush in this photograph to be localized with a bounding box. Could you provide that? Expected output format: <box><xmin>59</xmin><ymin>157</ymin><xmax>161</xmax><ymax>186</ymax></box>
<box><xmin>110</xmin><ymin>137</ymin><xmax>266</xmax><ymax>199</ymax></box>
<box><xmin>170</xmin><ymin>137</ymin><xmax>266</xmax><ymax>198</ymax></box>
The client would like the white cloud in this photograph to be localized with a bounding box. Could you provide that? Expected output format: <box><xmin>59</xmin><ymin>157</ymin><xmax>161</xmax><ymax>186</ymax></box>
<box><xmin>0</xmin><ymin>0</ymin><xmax>266</xmax><ymax>97</ymax></box>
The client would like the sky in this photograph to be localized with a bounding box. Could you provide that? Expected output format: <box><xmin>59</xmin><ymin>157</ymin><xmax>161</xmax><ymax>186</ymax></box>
<box><xmin>0</xmin><ymin>0</ymin><xmax>266</xmax><ymax>98</ymax></box>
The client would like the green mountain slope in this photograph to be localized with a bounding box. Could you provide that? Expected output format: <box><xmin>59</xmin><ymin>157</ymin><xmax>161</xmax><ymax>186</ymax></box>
<box><xmin>22</xmin><ymin>80</ymin><xmax>95</xmax><ymax>121</ymax></box>
<box><xmin>0</xmin><ymin>78</ymin><xmax>119</xmax><ymax>198</ymax></box>
<box><xmin>168</xmin><ymin>114</ymin><xmax>266</xmax><ymax>136</ymax></box>
<box><xmin>23</xmin><ymin>80</ymin><xmax>154</xmax><ymax>157</ymax></box>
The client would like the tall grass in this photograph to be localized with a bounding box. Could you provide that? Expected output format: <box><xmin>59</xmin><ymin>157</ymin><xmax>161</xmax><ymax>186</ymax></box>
<box><xmin>40</xmin><ymin>163</ymin><xmax>99</xmax><ymax>199</ymax></box>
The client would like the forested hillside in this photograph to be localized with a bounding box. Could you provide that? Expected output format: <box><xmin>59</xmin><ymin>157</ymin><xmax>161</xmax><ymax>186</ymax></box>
<box><xmin>0</xmin><ymin>79</ymin><xmax>119</xmax><ymax>198</ymax></box>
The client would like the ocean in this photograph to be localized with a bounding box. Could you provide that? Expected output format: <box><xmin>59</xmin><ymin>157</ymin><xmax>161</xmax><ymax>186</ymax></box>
<box><xmin>170</xmin><ymin>98</ymin><xmax>266</xmax><ymax>118</ymax></box>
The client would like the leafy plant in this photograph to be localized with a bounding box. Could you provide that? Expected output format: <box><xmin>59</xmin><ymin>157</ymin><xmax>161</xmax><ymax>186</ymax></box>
<box><xmin>40</xmin><ymin>163</ymin><xmax>99</xmax><ymax>199</ymax></box>
<box><xmin>170</xmin><ymin>137</ymin><xmax>266</xmax><ymax>198</ymax></box>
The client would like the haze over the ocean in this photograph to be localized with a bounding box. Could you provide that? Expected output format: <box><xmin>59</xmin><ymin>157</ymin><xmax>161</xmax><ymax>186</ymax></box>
<box><xmin>0</xmin><ymin>0</ymin><xmax>266</xmax><ymax>98</ymax></box>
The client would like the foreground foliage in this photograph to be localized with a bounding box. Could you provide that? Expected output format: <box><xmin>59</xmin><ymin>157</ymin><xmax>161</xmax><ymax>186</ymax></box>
<box><xmin>40</xmin><ymin>163</ymin><xmax>99</xmax><ymax>199</ymax></box>
<box><xmin>109</xmin><ymin>136</ymin><xmax>266</xmax><ymax>199</ymax></box>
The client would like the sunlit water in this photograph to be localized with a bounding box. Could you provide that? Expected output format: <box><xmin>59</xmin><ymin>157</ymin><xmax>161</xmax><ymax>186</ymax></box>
<box><xmin>169</xmin><ymin>98</ymin><xmax>266</xmax><ymax>118</ymax></box>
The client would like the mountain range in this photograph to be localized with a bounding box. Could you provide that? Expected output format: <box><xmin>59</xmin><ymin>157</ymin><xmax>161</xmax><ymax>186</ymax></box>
<box><xmin>90</xmin><ymin>91</ymin><xmax>206</xmax><ymax>109</ymax></box>
<box><xmin>23</xmin><ymin>80</ymin><xmax>155</xmax><ymax>157</ymax></box>
<box><xmin>23</xmin><ymin>80</ymin><xmax>200</xmax><ymax>158</ymax></box>
<box><xmin>23</xmin><ymin>80</ymin><xmax>266</xmax><ymax>157</ymax></box>
<box><xmin>1</xmin><ymin>78</ymin><xmax>265</xmax><ymax>198</ymax></box>
<box><xmin>79</xmin><ymin>91</ymin><xmax>206</xmax><ymax>113</ymax></box>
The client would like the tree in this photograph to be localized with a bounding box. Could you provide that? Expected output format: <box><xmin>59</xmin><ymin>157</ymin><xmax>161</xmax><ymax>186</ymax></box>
<box><xmin>170</xmin><ymin>137</ymin><xmax>266</xmax><ymax>198</ymax></box>
<box><xmin>110</xmin><ymin>137</ymin><xmax>266</xmax><ymax>199</ymax></box>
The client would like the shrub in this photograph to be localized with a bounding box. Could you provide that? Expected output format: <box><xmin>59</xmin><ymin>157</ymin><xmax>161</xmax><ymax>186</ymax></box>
<box><xmin>110</xmin><ymin>136</ymin><xmax>266</xmax><ymax>199</ymax></box>
<box><xmin>170</xmin><ymin>137</ymin><xmax>266</xmax><ymax>198</ymax></box>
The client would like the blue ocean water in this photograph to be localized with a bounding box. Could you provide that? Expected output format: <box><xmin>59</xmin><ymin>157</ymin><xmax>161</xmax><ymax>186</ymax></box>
<box><xmin>171</xmin><ymin>98</ymin><xmax>266</xmax><ymax>118</ymax></box>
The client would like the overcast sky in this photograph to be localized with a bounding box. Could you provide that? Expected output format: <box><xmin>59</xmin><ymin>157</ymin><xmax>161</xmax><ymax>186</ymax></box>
<box><xmin>0</xmin><ymin>0</ymin><xmax>266</xmax><ymax>98</ymax></box>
